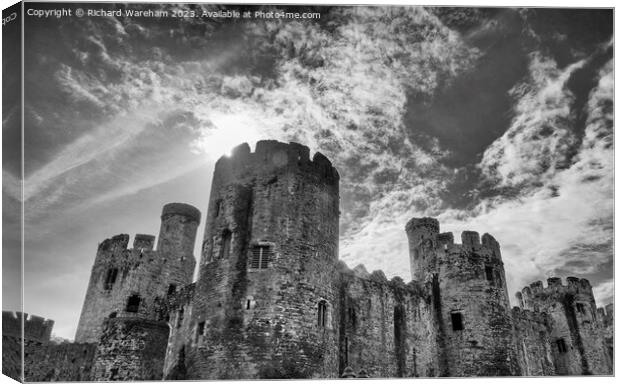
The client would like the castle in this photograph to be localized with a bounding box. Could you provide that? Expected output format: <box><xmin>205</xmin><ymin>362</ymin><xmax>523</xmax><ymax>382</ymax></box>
<box><xmin>2</xmin><ymin>140</ymin><xmax>614</xmax><ymax>381</ymax></box>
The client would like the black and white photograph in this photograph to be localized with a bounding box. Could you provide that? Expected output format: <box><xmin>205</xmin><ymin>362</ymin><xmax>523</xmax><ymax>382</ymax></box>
<box><xmin>1</xmin><ymin>1</ymin><xmax>615</xmax><ymax>381</ymax></box>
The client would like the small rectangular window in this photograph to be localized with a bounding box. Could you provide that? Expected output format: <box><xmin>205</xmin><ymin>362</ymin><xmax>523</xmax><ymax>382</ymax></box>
<box><xmin>126</xmin><ymin>295</ymin><xmax>140</xmax><ymax>313</ymax></box>
<box><xmin>167</xmin><ymin>284</ymin><xmax>177</xmax><ymax>295</ymax></box>
<box><xmin>556</xmin><ymin>338</ymin><xmax>567</xmax><ymax>353</ymax></box>
<box><xmin>250</xmin><ymin>245</ymin><xmax>273</xmax><ymax>269</ymax></box>
<box><xmin>195</xmin><ymin>321</ymin><xmax>205</xmax><ymax>342</ymax></box>
<box><xmin>485</xmin><ymin>266</ymin><xmax>494</xmax><ymax>284</ymax></box>
<box><xmin>451</xmin><ymin>312</ymin><xmax>463</xmax><ymax>331</ymax></box>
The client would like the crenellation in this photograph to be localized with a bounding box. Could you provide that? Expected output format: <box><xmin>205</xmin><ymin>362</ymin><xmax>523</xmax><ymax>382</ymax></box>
<box><xmin>529</xmin><ymin>281</ymin><xmax>544</xmax><ymax>294</ymax></box>
<box><xmin>133</xmin><ymin>234</ymin><xmax>156</xmax><ymax>251</ymax></box>
<box><xmin>460</xmin><ymin>230</ymin><xmax>480</xmax><ymax>249</ymax></box>
<box><xmin>98</xmin><ymin>234</ymin><xmax>129</xmax><ymax>252</ymax></box>
<box><xmin>13</xmin><ymin>140</ymin><xmax>612</xmax><ymax>380</ymax></box>
<box><xmin>547</xmin><ymin>277</ymin><xmax>562</xmax><ymax>288</ymax></box>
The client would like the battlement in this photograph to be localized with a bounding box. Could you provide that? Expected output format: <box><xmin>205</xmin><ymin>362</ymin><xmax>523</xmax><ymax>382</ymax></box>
<box><xmin>216</xmin><ymin>140</ymin><xmax>339</xmax><ymax>183</ymax></box>
<box><xmin>2</xmin><ymin>311</ymin><xmax>54</xmax><ymax>342</ymax></box>
<box><xmin>98</xmin><ymin>234</ymin><xmax>129</xmax><ymax>252</ymax></box>
<box><xmin>161</xmin><ymin>203</ymin><xmax>201</xmax><ymax>223</ymax></box>
<box><xmin>518</xmin><ymin>276</ymin><xmax>594</xmax><ymax>307</ymax></box>
<box><xmin>433</xmin><ymin>230</ymin><xmax>501</xmax><ymax>256</ymax></box>
<box><xmin>405</xmin><ymin>217</ymin><xmax>440</xmax><ymax>236</ymax></box>
<box><xmin>133</xmin><ymin>234</ymin><xmax>156</xmax><ymax>251</ymax></box>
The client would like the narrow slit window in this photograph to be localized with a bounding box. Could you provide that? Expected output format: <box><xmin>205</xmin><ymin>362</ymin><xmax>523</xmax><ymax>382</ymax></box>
<box><xmin>195</xmin><ymin>321</ymin><xmax>205</xmax><ymax>342</ymax></box>
<box><xmin>177</xmin><ymin>309</ymin><xmax>184</xmax><ymax>329</ymax></box>
<box><xmin>451</xmin><ymin>312</ymin><xmax>463</xmax><ymax>331</ymax></box>
<box><xmin>220</xmin><ymin>230</ymin><xmax>232</xmax><ymax>259</ymax></box>
<box><xmin>103</xmin><ymin>268</ymin><xmax>119</xmax><ymax>291</ymax></box>
<box><xmin>318</xmin><ymin>300</ymin><xmax>328</xmax><ymax>327</ymax></box>
<box><xmin>126</xmin><ymin>295</ymin><xmax>141</xmax><ymax>313</ymax></box>
<box><xmin>348</xmin><ymin>307</ymin><xmax>356</xmax><ymax>326</ymax></box>
<box><xmin>246</xmin><ymin>300</ymin><xmax>251</xmax><ymax>310</ymax></box>
<box><xmin>250</xmin><ymin>245</ymin><xmax>273</xmax><ymax>269</ymax></box>
<box><xmin>214</xmin><ymin>200</ymin><xmax>222</xmax><ymax>217</ymax></box>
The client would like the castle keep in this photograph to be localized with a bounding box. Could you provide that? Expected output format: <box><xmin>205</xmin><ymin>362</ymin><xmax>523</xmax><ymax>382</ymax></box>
<box><xmin>3</xmin><ymin>140</ymin><xmax>614</xmax><ymax>381</ymax></box>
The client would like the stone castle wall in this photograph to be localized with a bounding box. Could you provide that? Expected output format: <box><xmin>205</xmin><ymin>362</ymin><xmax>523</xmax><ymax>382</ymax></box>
<box><xmin>24</xmin><ymin>342</ymin><xmax>97</xmax><ymax>381</ymax></box>
<box><xmin>511</xmin><ymin>307</ymin><xmax>555</xmax><ymax>376</ymax></box>
<box><xmin>2</xmin><ymin>311</ymin><xmax>55</xmax><ymax>381</ymax></box>
<box><xmin>9</xmin><ymin>141</ymin><xmax>614</xmax><ymax>381</ymax></box>
<box><xmin>518</xmin><ymin>277</ymin><xmax>612</xmax><ymax>375</ymax></box>
<box><xmin>338</xmin><ymin>265</ymin><xmax>439</xmax><ymax>377</ymax></box>
<box><xmin>90</xmin><ymin>318</ymin><xmax>169</xmax><ymax>381</ymax></box>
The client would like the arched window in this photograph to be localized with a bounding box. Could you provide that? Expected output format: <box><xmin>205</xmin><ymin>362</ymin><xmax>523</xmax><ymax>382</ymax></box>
<box><xmin>318</xmin><ymin>300</ymin><xmax>328</xmax><ymax>327</ymax></box>
<box><xmin>220</xmin><ymin>229</ymin><xmax>232</xmax><ymax>259</ymax></box>
<box><xmin>126</xmin><ymin>295</ymin><xmax>141</xmax><ymax>313</ymax></box>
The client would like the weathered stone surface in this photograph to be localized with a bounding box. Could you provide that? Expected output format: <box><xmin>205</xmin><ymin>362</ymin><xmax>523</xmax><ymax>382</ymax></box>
<box><xmin>2</xmin><ymin>311</ymin><xmax>55</xmax><ymax>381</ymax></box>
<box><xmin>15</xmin><ymin>140</ymin><xmax>613</xmax><ymax>380</ymax></box>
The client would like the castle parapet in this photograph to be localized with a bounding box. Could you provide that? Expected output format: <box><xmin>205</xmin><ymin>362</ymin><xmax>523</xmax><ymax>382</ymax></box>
<box><xmin>519</xmin><ymin>277</ymin><xmax>597</xmax><ymax>310</ymax></box>
<box><xmin>133</xmin><ymin>234</ymin><xmax>155</xmax><ymax>251</ymax></box>
<box><xmin>2</xmin><ymin>311</ymin><xmax>54</xmax><ymax>343</ymax></box>
<box><xmin>98</xmin><ymin>234</ymin><xmax>129</xmax><ymax>252</ymax></box>
<box><xmin>216</xmin><ymin>140</ymin><xmax>339</xmax><ymax>185</ymax></box>
<box><xmin>461</xmin><ymin>231</ymin><xmax>480</xmax><ymax>249</ymax></box>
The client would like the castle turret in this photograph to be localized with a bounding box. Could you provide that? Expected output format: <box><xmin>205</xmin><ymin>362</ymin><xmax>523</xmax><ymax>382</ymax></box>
<box><xmin>157</xmin><ymin>203</ymin><xmax>200</xmax><ymax>288</ymax></box>
<box><xmin>406</xmin><ymin>218</ymin><xmax>519</xmax><ymax>376</ymax></box>
<box><xmin>164</xmin><ymin>141</ymin><xmax>340</xmax><ymax>379</ymax></box>
<box><xmin>405</xmin><ymin>218</ymin><xmax>439</xmax><ymax>281</ymax></box>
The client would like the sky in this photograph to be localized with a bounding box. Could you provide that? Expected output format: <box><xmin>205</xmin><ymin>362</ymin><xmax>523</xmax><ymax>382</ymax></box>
<box><xmin>2</xmin><ymin>3</ymin><xmax>614</xmax><ymax>340</ymax></box>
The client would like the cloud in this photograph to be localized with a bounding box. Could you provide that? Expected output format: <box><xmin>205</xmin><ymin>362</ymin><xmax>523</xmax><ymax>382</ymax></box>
<box><xmin>439</xmin><ymin>56</ymin><xmax>614</xmax><ymax>305</ymax></box>
<box><xmin>479</xmin><ymin>52</ymin><xmax>586</xmax><ymax>189</ymax></box>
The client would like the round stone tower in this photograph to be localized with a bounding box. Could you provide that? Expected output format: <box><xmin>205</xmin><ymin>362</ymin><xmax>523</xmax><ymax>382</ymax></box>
<box><xmin>157</xmin><ymin>203</ymin><xmax>201</xmax><ymax>288</ymax></box>
<box><xmin>170</xmin><ymin>140</ymin><xmax>340</xmax><ymax>379</ymax></box>
<box><xmin>406</xmin><ymin>218</ymin><xmax>520</xmax><ymax>376</ymax></box>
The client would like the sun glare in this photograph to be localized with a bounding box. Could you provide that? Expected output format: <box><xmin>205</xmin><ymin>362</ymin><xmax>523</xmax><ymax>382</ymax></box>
<box><xmin>201</xmin><ymin>114</ymin><xmax>262</xmax><ymax>159</ymax></box>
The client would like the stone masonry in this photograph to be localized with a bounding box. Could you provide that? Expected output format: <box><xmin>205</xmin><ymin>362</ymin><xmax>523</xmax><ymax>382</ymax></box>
<box><xmin>3</xmin><ymin>140</ymin><xmax>614</xmax><ymax>381</ymax></box>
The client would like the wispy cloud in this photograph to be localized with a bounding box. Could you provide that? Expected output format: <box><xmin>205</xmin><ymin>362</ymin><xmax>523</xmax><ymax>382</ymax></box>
<box><xmin>442</xmin><ymin>56</ymin><xmax>614</xmax><ymax>304</ymax></box>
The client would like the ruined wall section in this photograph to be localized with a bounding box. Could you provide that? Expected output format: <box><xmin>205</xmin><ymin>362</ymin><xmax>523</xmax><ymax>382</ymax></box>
<box><xmin>337</xmin><ymin>264</ymin><xmax>439</xmax><ymax>378</ymax></box>
<box><xmin>159</xmin><ymin>283</ymin><xmax>196</xmax><ymax>380</ymax></box>
<box><xmin>184</xmin><ymin>141</ymin><xmax>340</xmax><ymax>379</ymax></box>
<box><xmin>90</xmin><ymin>318</ymin><xmax>169</xmax><ymax>381</ymax></box>
<box><xmin>519</xmin><ymin>277</ymin><xmax>611</xmax><ymax>375</ymax></box>
<box><xmin>24</xmin><ymin>342</ymin><xmax>97</xmax><ymax>381</ymax></box>
<box><xmin>75</xmin><ymin>204</ymin><xmax>200</xmax><ymax>343</ymax></box>
<box><xmin>407</xmin><ymin>219</ymin><xmax>520</xmax><ymax>376</ymax></box>
<box><xmin>511</xmin><ymin>307</ymin><xmax>555</xmax><ymax>376</ymax></box>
